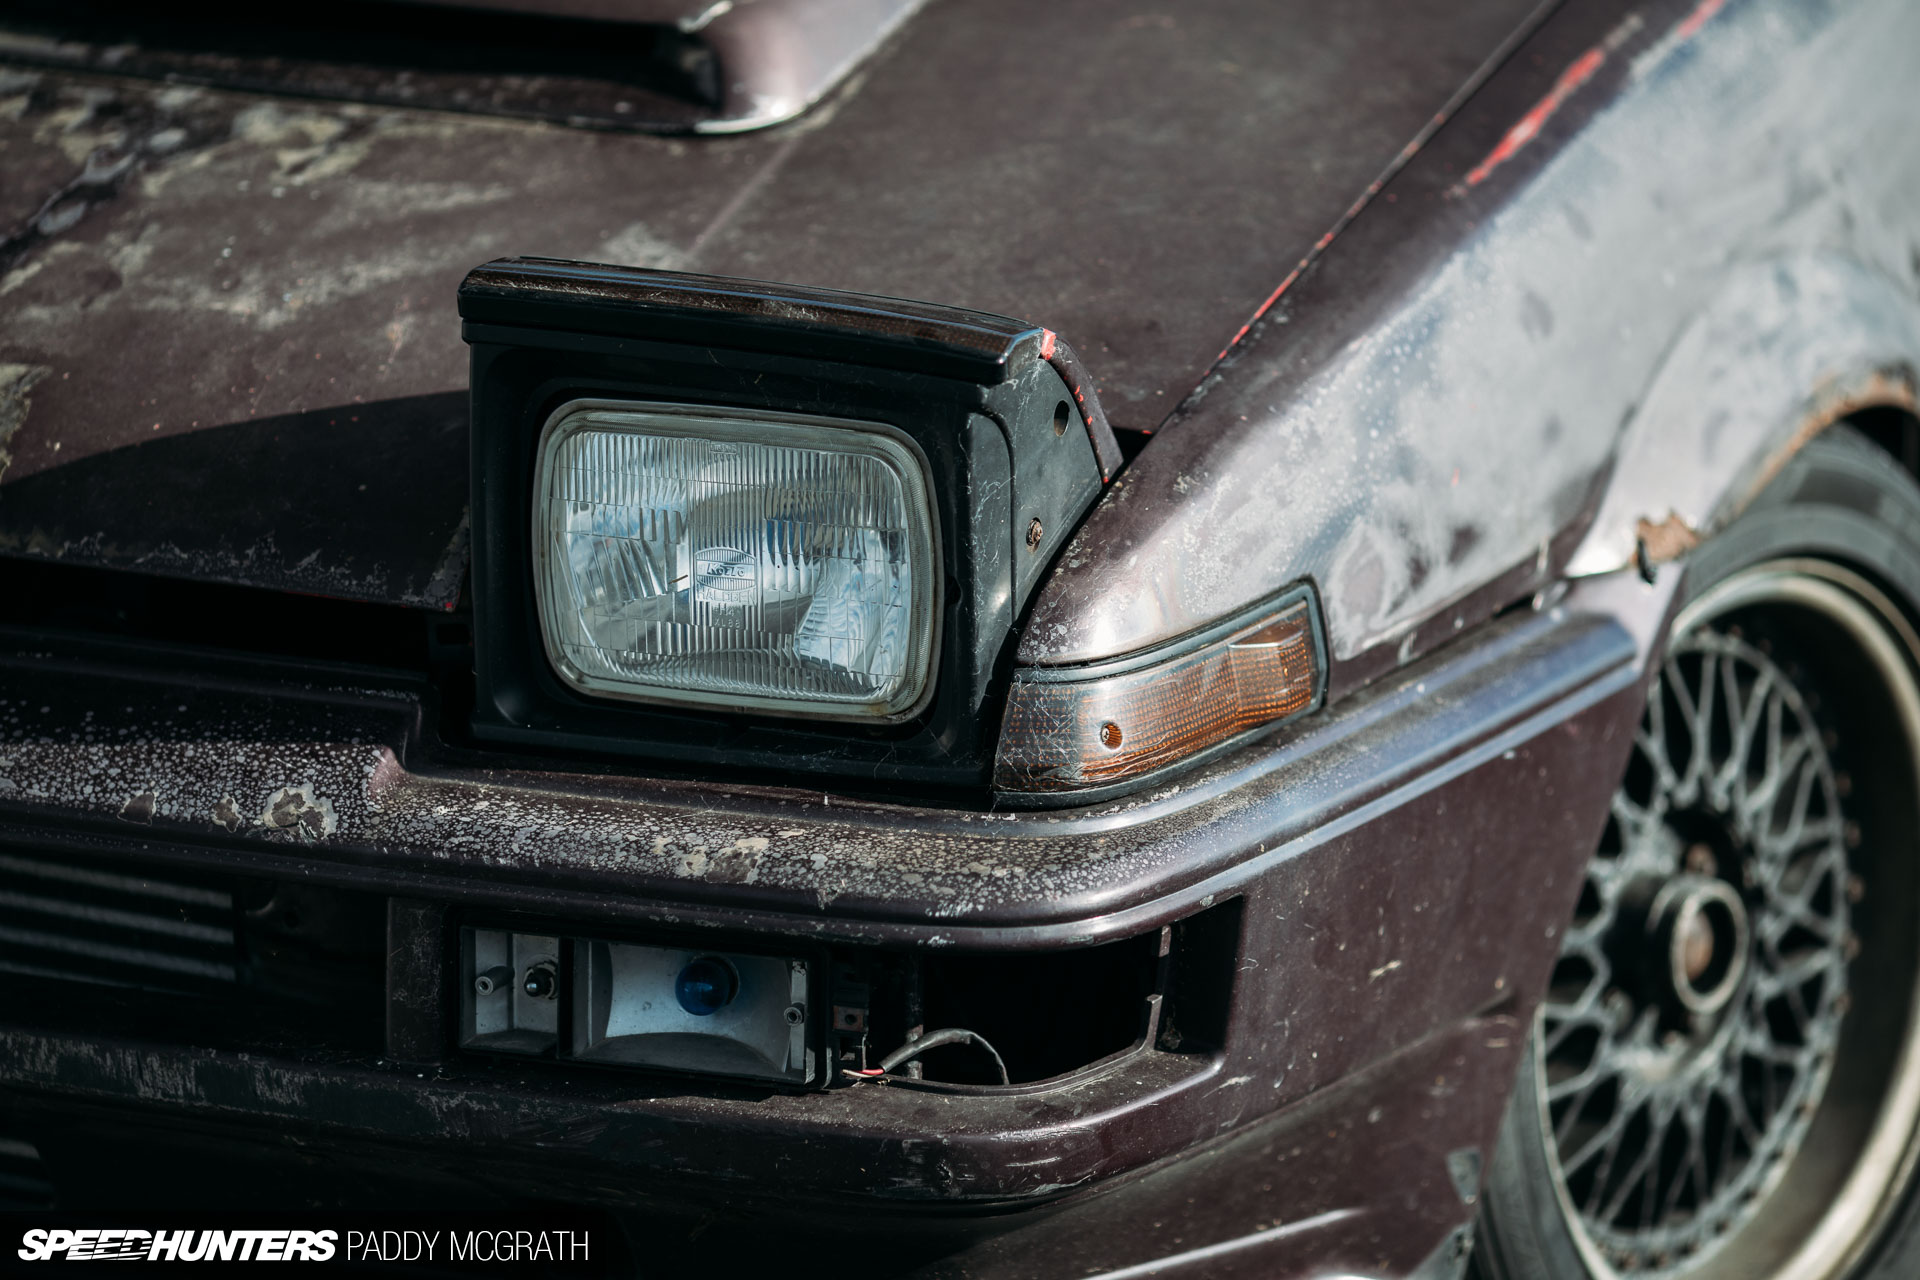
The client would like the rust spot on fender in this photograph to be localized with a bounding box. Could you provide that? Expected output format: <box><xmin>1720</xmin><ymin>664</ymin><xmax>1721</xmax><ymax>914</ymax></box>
<box><xmin>211</xmin><ymin>795</ymin><xmax>245</xmax><ymax>833</ymax></box>
<box><xmin>1634</xmin><ymin>511</ymin><xmax>1701</xmax><ymax>566</ymax></box>
<box><xmin>1735</xmin><ymin>368</ymin><xmax>1920</xmax><ymax>519</ymax></box>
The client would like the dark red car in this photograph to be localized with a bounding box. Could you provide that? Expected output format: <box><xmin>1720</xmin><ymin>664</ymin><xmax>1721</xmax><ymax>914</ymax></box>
<box><xmin>2</xmin><ymin>1</ymin><xmax>1920</xmax><ymax>1277</ymax></box>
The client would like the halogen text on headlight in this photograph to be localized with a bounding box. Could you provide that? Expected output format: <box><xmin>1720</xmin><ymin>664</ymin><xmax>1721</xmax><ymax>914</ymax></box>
<box><xmin>533</xmin><ymin>401</ymin><xmax>940</xmax><ymax>721</ymax></box>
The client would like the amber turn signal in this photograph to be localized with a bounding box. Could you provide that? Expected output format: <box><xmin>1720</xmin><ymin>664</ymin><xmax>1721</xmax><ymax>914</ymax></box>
<box><xmin>994</xmin><ymin>591</ymin><xmax>1324</xmax><ymax>794</ymax></box>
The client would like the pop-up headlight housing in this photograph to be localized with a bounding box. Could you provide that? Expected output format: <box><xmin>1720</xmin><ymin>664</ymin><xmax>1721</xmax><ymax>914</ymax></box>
<box><xmin>461</xmin><ymin>258</ymin><xmax>1121</xmax><ymax>788</ymax></box>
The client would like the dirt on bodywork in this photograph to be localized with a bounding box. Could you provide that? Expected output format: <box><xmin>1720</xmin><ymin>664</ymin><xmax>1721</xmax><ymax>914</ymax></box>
<box><xmin>0</xmin><ymin>0</ymin><xmax>1541</xmax><ymax>612</ymax></box>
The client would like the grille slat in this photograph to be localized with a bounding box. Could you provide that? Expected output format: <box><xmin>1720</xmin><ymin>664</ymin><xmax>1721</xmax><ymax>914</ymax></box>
<box><xmin>0</xmin><ymin>1139</ymin><xmax>55</xmax><ymax>1210</ymax></box>
<box><xmin>0</xmin><ymin>923</ymin><xmax>239</xmax><ymax>984</ymax></box>
<box><xmin>0</xmin><ymin>852</ymin><xmax>233</xmax><ymax>907</ymax></box>
<box><xmin>0</xmin><ymin>888</ymin><xmax>236</xmax><ymax>945</ymax></box>
<box><xmin>0</xmin><ymin>853</ymin><xmax>240</xmax><ymax>993</ymax></box>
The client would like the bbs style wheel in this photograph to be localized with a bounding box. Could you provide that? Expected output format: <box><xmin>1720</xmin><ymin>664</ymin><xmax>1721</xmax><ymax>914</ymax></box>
<box><xmin>1476</xmin><ymin>428</ymin><xmax>1920</xmax><ymax>1280</ymax></box>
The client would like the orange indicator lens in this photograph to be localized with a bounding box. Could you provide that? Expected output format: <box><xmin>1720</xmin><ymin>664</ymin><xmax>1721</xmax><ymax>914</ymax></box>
<box><xmin>994</xmin><ymin>599</ymin><xmax>1321</xmax><ymax>793</ymax></box>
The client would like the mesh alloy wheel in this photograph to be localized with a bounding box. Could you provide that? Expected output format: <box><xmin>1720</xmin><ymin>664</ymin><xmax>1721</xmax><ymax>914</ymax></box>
<box><xmin>1528</xmin><ymin>561</ymin><xmax>1920</xmax><ymax>1280</ymax></box>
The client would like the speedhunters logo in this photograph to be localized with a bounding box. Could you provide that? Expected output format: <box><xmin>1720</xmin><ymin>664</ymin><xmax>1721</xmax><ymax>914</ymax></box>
<box><xmin>18</xmin><ymin>1229</ymin><xmax>337</xmax><ymax>1261</ymax></box>
<box><xmin>6</xmin><ymin>1223</ymin><xmax>603</xmax><ymax>1271</ymax></box>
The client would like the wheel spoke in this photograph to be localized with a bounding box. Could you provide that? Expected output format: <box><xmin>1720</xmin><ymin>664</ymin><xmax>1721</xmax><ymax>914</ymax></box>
<box><xmin>1663</xmin><ymin>657</ymin><xmax>1703</xmax><ymax>800</ymax></box>
<box><xmin>1543</xmin><ymin>1014</ymin><xmax>1598</xmax><ymax>1063</ymax></box>
<box><xmin>1741</xmin><ymin>694</ymin><xmax>1806</xmax><ymax>836</ymax></box>
<box><xmin>1599</xmin><ymin>1116</ymin><xmax>1662</xmax><ymax>1225</ymax></box>
<box><xmin>1754</xmin><ymin>949</ymin><xmax>1837</xmax><ymax>1000</ymax></box>
<box><xmin>1579</xmin><ymin>1105</ymin><xmax>1639</xmax><ymax>1219</ymax></box>
<box><xmin>1688</xmin><ymin>651</ymin><xmax>1720</xmax><ymax>801</ymax></box>
<box><xmin>1718</xmin><ymin>664</ymin><xmax>1773</xmax><ymax>810</ymax></box>
<box><xmin>1761</xmin><ymin>737</ymin><xmax>1822</xmax><ymax>858</ymax></box>
<box><xmin>1672</xmin><ymin>1105</ymin><xmax>1712</xmax><ymax>1220</ymax></box>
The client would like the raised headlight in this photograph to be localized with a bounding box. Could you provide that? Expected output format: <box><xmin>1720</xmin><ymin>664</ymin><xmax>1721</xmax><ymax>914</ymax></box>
<box><xmin>533</xmin><ymin>399</ymin><xmax>940</xmax><ymax>721</ymax></box>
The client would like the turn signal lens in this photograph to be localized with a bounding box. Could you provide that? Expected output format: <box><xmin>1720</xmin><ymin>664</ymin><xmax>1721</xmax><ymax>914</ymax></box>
<box><xmin>994</xmin><ymin>593</ymin><xmax>1323</xmax><ymax>794</ymax></box>
<box><xmin>533</xmin><ymin>400</ymin><xmax>940</xmax><ymax>721</ymax></box>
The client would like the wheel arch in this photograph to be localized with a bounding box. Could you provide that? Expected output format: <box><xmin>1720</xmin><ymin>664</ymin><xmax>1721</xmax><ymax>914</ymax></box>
<box><xmin>1567</xmin><ymin>253</ymin><xmax>1920</xmax><ymax>578</ymax></box>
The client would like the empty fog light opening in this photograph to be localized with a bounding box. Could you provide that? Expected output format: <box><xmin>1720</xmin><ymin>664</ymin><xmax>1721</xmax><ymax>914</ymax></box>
<box><xmin>871</xmin><ymin>1028</ymin><xmax>1011</xmax><ymax>1085</ymax></box>
<box><xmin>843</xmin><ymin>904</ymin><xmax>1242</xmax><ymax>1089</ymax></box>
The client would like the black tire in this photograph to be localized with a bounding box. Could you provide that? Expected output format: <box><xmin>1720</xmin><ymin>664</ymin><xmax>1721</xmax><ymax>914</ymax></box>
<box><xmin>1476</xmin><ymin>425</ymin><xmax>1920</xmax><ymax>1280</ymax></box>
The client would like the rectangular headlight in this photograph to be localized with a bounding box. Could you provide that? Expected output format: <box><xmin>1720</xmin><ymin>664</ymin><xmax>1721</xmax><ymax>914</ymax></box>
<box><xmin>533</xmin><ymin>400</ymin><xmax>940</xmax><ymax>721</ymax></box>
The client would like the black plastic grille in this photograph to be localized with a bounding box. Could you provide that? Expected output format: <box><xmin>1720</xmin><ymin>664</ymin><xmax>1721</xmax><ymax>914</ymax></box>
<box><xmin>0</xmin><ymin>852</ymin><xmax>240</xmax><ymax>995</ymax></box>
<box><xmin>0</xmin><ymin>848</ymin><xmax>390</xmax><ymax>1055</ymax></box>
<box><xmin>0</xmin><ymin>1138</ymin><xmax>56</xmax><ymax>1211</ymax></box>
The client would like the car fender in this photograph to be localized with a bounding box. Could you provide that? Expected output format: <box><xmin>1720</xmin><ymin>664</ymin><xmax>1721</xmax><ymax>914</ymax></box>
<box><xmin>1568</xmin><ymin>252</ymin><xmax>1920</xmax><ymax>577</ymax></box>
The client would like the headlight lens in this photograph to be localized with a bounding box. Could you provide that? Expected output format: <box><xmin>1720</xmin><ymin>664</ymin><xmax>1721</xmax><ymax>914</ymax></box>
<box><xmin>534</xmin><ymin>401</ymin><xmax>940</xmax><ymax>720</ymax></box>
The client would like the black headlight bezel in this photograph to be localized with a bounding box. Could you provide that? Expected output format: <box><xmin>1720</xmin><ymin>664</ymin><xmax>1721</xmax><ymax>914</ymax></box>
<box><xmin>459</xmin><ymin>259</ymin><xmax>1119</xmax><ymax>788</ymax></box>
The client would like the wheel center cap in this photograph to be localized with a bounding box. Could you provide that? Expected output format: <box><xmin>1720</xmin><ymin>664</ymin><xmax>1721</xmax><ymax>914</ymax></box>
<box><xmin>1680</xmin><ymin>910</ymin><xmax>1716</xmax><ymax>983</ymax></box>
<box><xmin>1649</xmin><ymin>876</ymin><xmax>1749</xmax><ymax>1017</ymax></box>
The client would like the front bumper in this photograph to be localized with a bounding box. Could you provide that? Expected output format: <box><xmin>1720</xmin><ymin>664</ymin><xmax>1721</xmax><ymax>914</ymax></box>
<box><xmin>0</xmin><ymin>573</ymin><xmax>1667</xmax><ymax>1277</ymax></box>
<box><xmin>8</xmin><ymin>1016</ymin><xmax>1507</xmax><ymax>1279</ymax></box>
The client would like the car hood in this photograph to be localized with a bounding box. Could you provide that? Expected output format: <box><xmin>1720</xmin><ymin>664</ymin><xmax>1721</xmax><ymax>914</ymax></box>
<box><xmin>0</xmin><ymin>0</ymin><xmax>1539</xmax><ymax>610</ymax></box>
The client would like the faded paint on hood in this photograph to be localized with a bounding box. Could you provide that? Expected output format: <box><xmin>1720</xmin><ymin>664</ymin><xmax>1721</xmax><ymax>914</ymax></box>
<box><xmin>0</xmin><ymin>0</ymin><xmax>1540</xmax><ymax>608</ymax></box>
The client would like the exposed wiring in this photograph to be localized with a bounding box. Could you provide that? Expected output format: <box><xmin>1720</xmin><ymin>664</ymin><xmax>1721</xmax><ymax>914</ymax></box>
<box><xmin>868</xmin><ymin>1027</ymin><xmax>1010</xmax><ymax>1086</ymax></box>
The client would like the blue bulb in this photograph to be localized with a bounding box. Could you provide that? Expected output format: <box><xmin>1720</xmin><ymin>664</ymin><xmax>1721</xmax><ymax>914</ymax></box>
<box><xmin>675</xmin><ymin>956</ymin><xmax>737</xmax><ymax>1017</ymax></box>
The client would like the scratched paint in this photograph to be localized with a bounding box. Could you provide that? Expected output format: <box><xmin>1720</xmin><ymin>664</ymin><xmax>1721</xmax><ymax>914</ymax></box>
<box><xmin>1457</xmin><ymin>46</ymin><xmax>1608</xmax><ymax>191</ymax></box>
<box><xmin>1455</xmin><ymin>0</ymin><xmax>1729</xmax><ymax>193</ymax></box>
<box><xmin>1209</xmin><ymin>6</ymin><xmax>1561</xmax><ymax>367</ymax></box>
